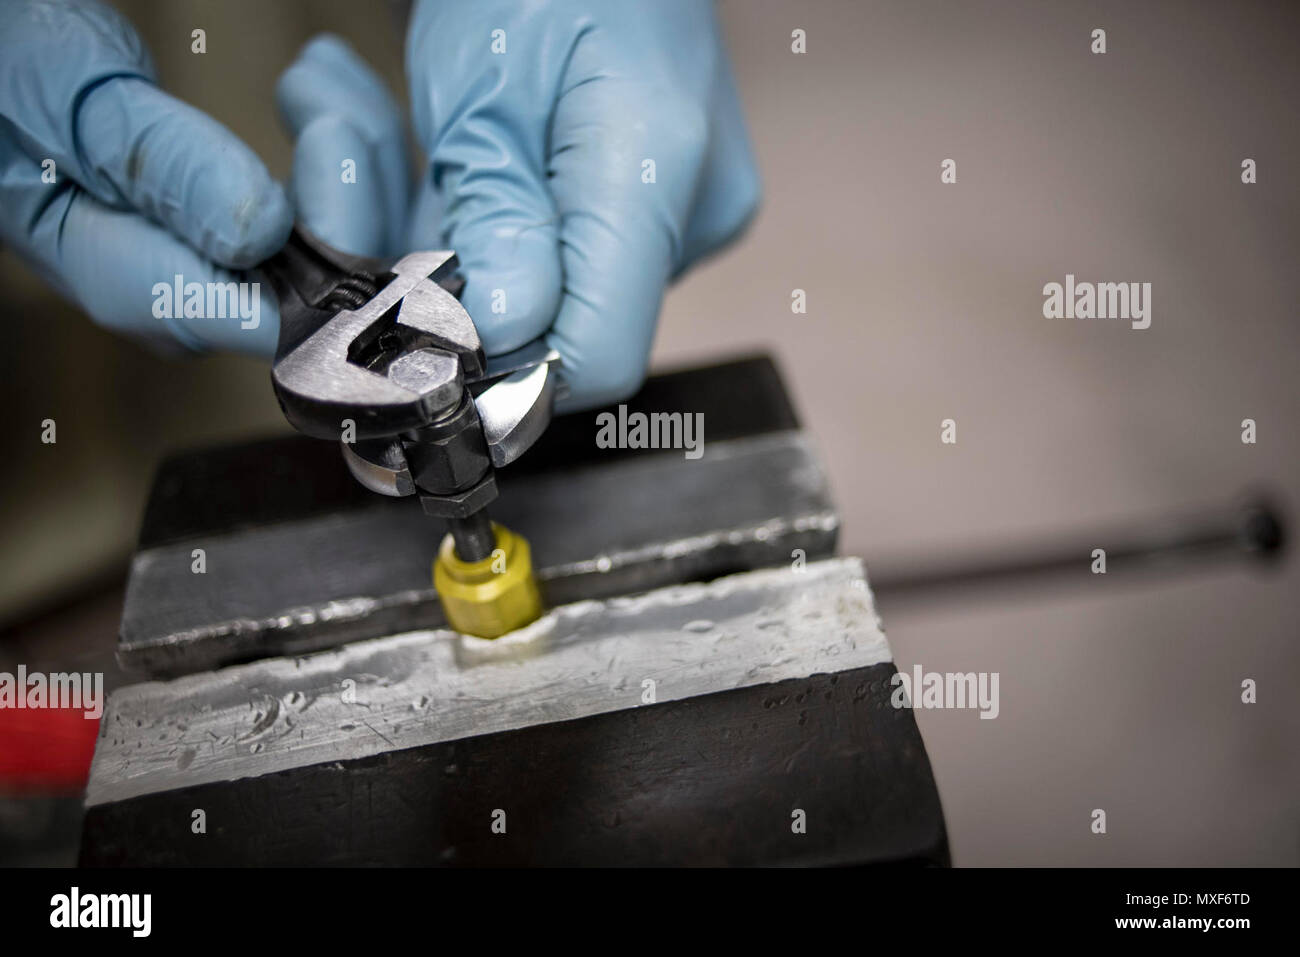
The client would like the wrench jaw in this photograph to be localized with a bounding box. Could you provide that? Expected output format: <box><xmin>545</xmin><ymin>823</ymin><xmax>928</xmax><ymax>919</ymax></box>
<box><xmin>477</xmin><ymin>356</ymin><xmax>561</xmax><ymax>468</ymax></box>
<box><xmin>333</xmin><ymin>341</ymin><xmax>564</xmax><ymax>515</ymax></box>
<box><xmin>341</xmin><ymin>438</ymin><xmax>415</xmax><ymax>497</ymax></box>
<box><xmin>264</xmin><ymin>226</ymin><xmax>560</xmax><ymax>638</ymax></box>
<box><xmin>268</xmin><ymin>245</ymin><xmax>475</xmax><ymax>441</ymax></box>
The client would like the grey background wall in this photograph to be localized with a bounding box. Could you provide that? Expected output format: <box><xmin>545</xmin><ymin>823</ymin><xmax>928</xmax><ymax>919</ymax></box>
<box><xmin>1</xmin><ymin>0</ymin><xmax>1296</xmax><ymax>865</ymax></box>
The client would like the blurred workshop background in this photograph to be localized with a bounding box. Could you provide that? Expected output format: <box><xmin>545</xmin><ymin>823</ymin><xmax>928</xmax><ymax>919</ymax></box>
<box><xmin>1</xmin><ymin>0</ymin><xmax>1297</xmax><ymax>865</ymax></box>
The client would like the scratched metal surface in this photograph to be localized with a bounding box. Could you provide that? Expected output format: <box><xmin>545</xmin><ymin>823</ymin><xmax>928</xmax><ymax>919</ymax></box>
<box><xmin>118</xmin><ymin>430</ymin><xmax>839</xmax><ymax>678</ymax></box>
<box><xmin>88</xmin><ymin>557</ymin><xmax>889</xmax><ymax>807</ymax></box>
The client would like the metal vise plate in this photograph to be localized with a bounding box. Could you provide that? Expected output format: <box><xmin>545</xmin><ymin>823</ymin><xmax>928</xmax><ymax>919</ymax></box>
<box><xmin>83</xmin><ymin>559</ymin><xmax>947</xmax><ymax>866</ymax></box>
<box><xmin>118</xmin><ymin>357</ymin><xmax>839</xmax><ymax>678</ymax></box>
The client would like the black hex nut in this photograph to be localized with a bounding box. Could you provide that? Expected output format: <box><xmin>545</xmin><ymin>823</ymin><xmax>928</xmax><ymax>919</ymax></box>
<box><xmin>402</xmin><ymin>394</ymin><xmax>491</xmax><ymax>495</ymax></box>
<box><xmin>419</xmin><ymin>473</ymin><xmax>498</xmax><ymax>519</ymax></box>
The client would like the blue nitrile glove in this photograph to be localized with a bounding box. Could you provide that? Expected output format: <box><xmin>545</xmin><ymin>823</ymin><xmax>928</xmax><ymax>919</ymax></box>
<box><xmin>406</xmin><ymin>0</ymin><xmax>760</xmax><ymax>410</ymax></box>
<box><xmin>276</xmin><ymin>34</ymin><xmax>409</xmax><ymax>262</ymax></box>
<box><xmin>0</xmin><ymin>0</ymin><xmax>291</xmax><ymax>356</ymax></box>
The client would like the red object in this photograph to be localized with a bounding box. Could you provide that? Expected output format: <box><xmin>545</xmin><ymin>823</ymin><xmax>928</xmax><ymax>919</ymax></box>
<box><xmin>0</xmin><ymin>705</ymin><xmax>99</xmax><ymax>793</ymax></box>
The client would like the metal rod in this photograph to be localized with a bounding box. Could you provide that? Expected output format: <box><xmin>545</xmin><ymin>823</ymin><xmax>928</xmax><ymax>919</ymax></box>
<box><xmin>447</xmin><ymin>510</ymin><xmax>495</xmax><ymax>562</ymax></box>
<box><xmin>869</xmin><ymin>495</ymin><xmax>1286</xmax><ymax>601</ymax></box>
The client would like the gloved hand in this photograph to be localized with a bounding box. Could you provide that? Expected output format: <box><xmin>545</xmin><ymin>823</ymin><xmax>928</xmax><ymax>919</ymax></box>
<box><xmin>275</xmin><ymin>34</ymin><xmax>409</xmax><ymax>262</ymax></box>
<box><xmin>0</xmin><ymin>0</ymin><xmax>292</xmax><ymax>356</ymax></box>
<box><xmin>406</xmin><ymin>0</ymin><xmax>760</xmax><ymax>410</ymax></box>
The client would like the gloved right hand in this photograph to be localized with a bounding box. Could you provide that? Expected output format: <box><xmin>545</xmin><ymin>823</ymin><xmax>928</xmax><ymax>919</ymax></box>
<box><xmin>0</xmin><ymin>0</ymin><xmax>292</xmax><ymax>356</ymax></box>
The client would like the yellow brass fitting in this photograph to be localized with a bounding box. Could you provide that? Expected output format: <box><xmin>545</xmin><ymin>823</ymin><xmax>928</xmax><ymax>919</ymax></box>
<box><xmin>434</xmin><ymin>522</ymin><xmax>543</xmax><ymax>639</ymax></box>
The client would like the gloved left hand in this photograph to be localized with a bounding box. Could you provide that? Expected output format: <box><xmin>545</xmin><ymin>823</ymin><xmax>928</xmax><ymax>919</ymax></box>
<box><xmin>0</xmin><ymin>0</ymin><xmax>292</xmax><ymax>355</ymax></box>
<box><xmin>405</xmin><ymin>0</ymin><xmax>761</xmax><ymax>411</ymax></box>
<box><xmin>275</xmin><ymin>33</ymin><xmax>410</xmax><ymax>263</ymax></box>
